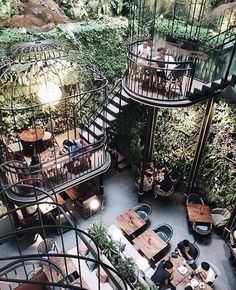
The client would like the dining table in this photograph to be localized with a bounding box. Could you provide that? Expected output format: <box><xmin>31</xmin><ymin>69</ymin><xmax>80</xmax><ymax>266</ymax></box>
<box><xmin>116</xmin><ymin>209</ymin><xmax>146</xmax><ymax>236</ymax></box>
<box><xmin>187</xmin><ymin>204</ymin><xmax>212</xmax><ymax>223</ymax></box>
<box><xmin>133</xmin><ymin>228</ymin><xmax>167</xmax><ymax>260</ymax></box>
<box><xmin>176</xmin><ymin>274</ymin><xmax>214</xmax><ymax>289</ymax></box>
<box><xmin>163</xmin><ymin>255</ymin><xmax>194</xmax><ymax>287</ymax></box>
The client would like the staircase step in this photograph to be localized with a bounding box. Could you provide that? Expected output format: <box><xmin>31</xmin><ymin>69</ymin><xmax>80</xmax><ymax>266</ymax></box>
<box><xmin>103</xmin><ymin>106</ymin><xmax>117</xmax><ymax>118</ymax></box>
<box><xmin>211</xmin><ymin>79</ymin><xmax>224</xmax><ymax>90</ymax></box>
<box><xmin>107</xmin><ymin>103</ymin><xmax>120</xmax><ymax>114</ymax></box>
<box><xmin>88</xmin><ymin>124</ymin><xmax>103</xmax><ymax>137</ymax></box>
<box><xmin>93</xmin><ymin>117</ymin><xmax>110</xmax><ymax>130</ymax></box>
<box><xmin>80</xmin><ymin>130</ymin><xmax>96</xmax><ymax>144</ymax></box>
<box><xmin>120</xmin><ymin>88</ymin><xmax>131</xmax><ymax>102</ymax></box>
<box><xmin>110</xmin><ymin>95</ymin><xmax>129</xmax><ymax>107</ymax></box>
<box><xmin>100</xmin><ymin>111</ymin><xmax>116</xmax><ymax>123</ymax></box>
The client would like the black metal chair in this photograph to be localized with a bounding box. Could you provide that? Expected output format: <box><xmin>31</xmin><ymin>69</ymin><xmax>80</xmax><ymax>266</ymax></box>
<box><xmin>187</xmin><ymin>193</ymin><xmax>204</xmax><ymax>205</ymax></box>
<box><xmin>133</xmin><ymin>203</ymin><xmax>152</xmax><ymax>221</ymax></box>
<box><xmin>153</xmin><ymin>223</ymin><xmax>173</xmax><ymax>243</ymax></box>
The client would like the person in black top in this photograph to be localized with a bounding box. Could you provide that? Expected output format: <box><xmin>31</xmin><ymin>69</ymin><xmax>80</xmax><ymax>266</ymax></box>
<box><xmin>177</xmin><ymin>240</ymin><xmax>197</xmax><ymax>268</ymax></box>
<box><xmin>151</xmin><ymin>260</ymin><xmax>174</xmax><ymax>289</ymax></box>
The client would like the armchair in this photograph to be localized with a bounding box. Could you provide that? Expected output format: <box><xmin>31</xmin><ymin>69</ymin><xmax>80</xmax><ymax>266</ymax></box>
<box><xmin>211</xmin><ymin>208</ymin><xmax>231</xmax><ymax>228</ymax></box>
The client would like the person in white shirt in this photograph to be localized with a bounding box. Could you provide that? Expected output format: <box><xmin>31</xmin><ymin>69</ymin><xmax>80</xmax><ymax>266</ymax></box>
<box><xmin>136</xmin><ymin>39</ymin><xmax>150</xmax><ymax>75</ymax></box>
<box><xmin>195</xmin><ymin>262</ymin><xmax>216</xmax><ymax>285</ymax></box>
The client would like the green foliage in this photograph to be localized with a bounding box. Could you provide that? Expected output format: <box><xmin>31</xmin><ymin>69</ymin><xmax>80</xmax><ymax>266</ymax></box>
<box><xmin>60</xmin><ymin>17</ymin><xmax>128</xmax><ymax>80</ymax></box>
<box><xmin>154</xmin><ymin>18</ymin><xmax>227</xmax><ymax>48</ymax></box>
<box><xmin>153</xmin><ymin>101</ymin><xmax>236</xmax><ymax>208</ymax></box>
<box><xmin>198</xmin><ymin>101</ymin><xmax>236</xmax><ymax>208</ymax></box>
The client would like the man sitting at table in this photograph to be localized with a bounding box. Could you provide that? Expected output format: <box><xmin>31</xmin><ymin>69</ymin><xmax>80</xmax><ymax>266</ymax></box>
<box><xmin>151</xmin><ymin>260</ymin><xmax>175</xmax><ymax>289</ymax></box>
<box><xmin>177</xmin><ymin>240</ymin><xmax>197</xmax><ymax>268</ymax></box>
<box><xmin>195</xmin><ymin>262</ymin><xmax>216</xmax><ymax>286</ymax></box>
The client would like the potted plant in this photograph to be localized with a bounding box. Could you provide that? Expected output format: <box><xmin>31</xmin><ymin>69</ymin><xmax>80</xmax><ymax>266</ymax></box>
<box><xmin>88</xmin><ymin>222</ymin><xmax>108</xmax><ymax>249</ymax></box>
<box><xmin>115</xmin><ymin>255</ymin><xmax>138</xmax><ymax>286</ymax></box>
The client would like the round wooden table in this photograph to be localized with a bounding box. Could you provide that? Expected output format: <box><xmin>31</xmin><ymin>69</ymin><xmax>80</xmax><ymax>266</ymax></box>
<box><xmin>19</xmin><ymin>128</ymin><xmax>44</xmax><ymax>142</ymax></box>
<box><xmin>19</xmin><ymin>129</ymin><xmax>44</xmax><ymax>156</ymax></box>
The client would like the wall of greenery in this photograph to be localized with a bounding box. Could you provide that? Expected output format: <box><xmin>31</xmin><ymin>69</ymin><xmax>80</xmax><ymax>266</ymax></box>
<box><xmin>152</xmin><ymin>100</ymin><xmax>236</xmax><ymax>209</ymax></box>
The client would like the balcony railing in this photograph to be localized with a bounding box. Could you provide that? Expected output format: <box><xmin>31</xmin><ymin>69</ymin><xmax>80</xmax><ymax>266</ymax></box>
<box><xmin>0</xmin><ymin>192</ymin><xmax>128</xmax><ymax>290</ymax></box>
<box><xmin>124</xmin><ymin>40</ymin><xmax>195</xmax><ymax>107</ymax></box>
<box><xmin>0</xmin><ymin>131</ymin><xmax>110</xmax><ymax>202</ymax></box>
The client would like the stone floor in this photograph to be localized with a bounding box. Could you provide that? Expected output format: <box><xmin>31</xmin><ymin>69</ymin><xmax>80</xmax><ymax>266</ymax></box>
<box><xmin>73</xmin><ymin>167</ymin><xmax>235</xmax><ymax>290</ymax></box>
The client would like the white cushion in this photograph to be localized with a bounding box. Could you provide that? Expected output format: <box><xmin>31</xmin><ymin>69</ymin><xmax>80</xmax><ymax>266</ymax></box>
<box><xmin>42</xmin><ymin>131</ymin><xmax>52</xmax><ymax>141</ymax></box>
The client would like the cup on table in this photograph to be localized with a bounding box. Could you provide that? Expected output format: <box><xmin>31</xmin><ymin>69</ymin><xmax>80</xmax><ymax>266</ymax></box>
<box><xmin>182</xmin><ymin>259</ymin><xmax>186</xmax><ymax>265</ymax></box>
<box><xmin>199</xmin><ymin>282</ymin><xmax>205</xmax><ymax>289</ymax></box>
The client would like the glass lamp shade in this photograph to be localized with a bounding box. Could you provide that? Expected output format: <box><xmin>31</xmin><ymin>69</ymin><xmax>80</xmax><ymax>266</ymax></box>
<box><xmin>38</xmin><ymin>82</ymin><xmax>62</xmax><ymax>105</ymax></box>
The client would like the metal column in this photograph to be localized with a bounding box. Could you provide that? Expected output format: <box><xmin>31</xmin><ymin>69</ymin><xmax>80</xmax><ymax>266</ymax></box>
<box><xmin>186</xmin><ymin>97</ymin><xmax>216</xmax><ymax>194</ymax></box>
<box><xmin>138</xmin><ymin>106</ymin><xmax>158</xmax><ymax>202</ymax></box>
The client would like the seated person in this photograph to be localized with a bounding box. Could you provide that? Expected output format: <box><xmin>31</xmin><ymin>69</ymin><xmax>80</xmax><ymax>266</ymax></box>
<box><xmin>195</xmin><ymin>262</ymin><xmax>216</xmax><ymax>286</ymax></box>
<box><xmin>143</xmin><ymin>172</ymin><xmax>154</xmax><ymax>188</ymax></box>
<box><xmin>137</xmin><ymin>39</ymin><xmax>151</xmax><ymax>72</ymax></box>
<box><xmin>62</xmin><ymin>138</ymin><xmax>91</xmax><ymax>173</ymax></box>
<box><xmin>151</xmin><ymin>260</ymin><xmax>174</xmax><ymax>289</ymax></box>
<box><xmin>158</xmin><ymin>170</ymin><xmax>173</xmax><ymax>192</ymax></box>
<box><xmin>151</xmin><ymin>47</ymin><xmax>166</xmax><ymax>86</ymax></box>
<box><xmin>177</xmin><ymin>240</ymin><xmax>197</xmax><ymax>267</ymax></box>
<box><xmin>62</xmin><ymin>139</ymin><xmax>83</xmax><ymax>159</ymax></box>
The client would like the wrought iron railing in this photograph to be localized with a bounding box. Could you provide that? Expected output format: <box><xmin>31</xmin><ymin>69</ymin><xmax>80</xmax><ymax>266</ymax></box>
<box><xmin>0</xmin><ymin>186</ymin><xmax>128</xmax><ymax>289</ymax></box>
<box><xmin>124</xmin><ymin>40</ymin><xmax>194</xmax><ymax>104</ymax></box>
<box><xmin>0</xmin><ymin>134</ymin><xmax>109</xmax><ymax>201</ymax></box>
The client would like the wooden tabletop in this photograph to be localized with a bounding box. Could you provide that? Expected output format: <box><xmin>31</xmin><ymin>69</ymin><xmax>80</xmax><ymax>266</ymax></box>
<box><xmin>187</xmin><ymin>204</ymin><xmax>212</xmax><ymax>223</ymax></box>
<box><xmin>116</xmin><ymin>209</ymin><xmax>146</xmax><ymax>236</ymax></box>
<box><xmin>165</xmin><ymin>255</ymin><xmax>193</xmax><ymax>287</ymax></box>
<box><xmin>43</xmin><ymin>254</ymin><xmax>77</xmax><ymax>283</ymax></box>
<box><xmin>176</xmin><ymin>275</ymin><xmax>213</xmax><ymax>290</ymax></box>
<box><xmin>19</xmin><ymin>128</ymin><xmax>44</xmax><ymax>142</ymax></box>
<box><xmin>133</xmin><ymin>228</ymin><xmax>166</xmax><ymax>260</ymax></box>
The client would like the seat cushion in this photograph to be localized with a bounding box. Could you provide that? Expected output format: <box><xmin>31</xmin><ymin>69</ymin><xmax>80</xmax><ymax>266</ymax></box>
<box><xmin>157</xmin><ymin>231</ymin><xmax>168</xmax><ymax>242</ymax></box>
<box><xmin>138</xmin><ymin>210</ymin><xmax>148</xmax><ymax>219</ymax></box>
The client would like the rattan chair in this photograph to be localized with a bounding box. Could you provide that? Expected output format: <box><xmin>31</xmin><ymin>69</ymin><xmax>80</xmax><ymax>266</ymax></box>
<box><xmin>153</xmin><ymin>223</ymin><xmax>173</xmax><ymax>243</ymax></box>
<box><xmin>211</xmin><ymin>208</ymin><xmax>231</xmax><ymax>228</ymax></box>
<box><xmin>133</xmin><ymin>203</ymin><xmax>152</xmax><ymax>221</ymax></box>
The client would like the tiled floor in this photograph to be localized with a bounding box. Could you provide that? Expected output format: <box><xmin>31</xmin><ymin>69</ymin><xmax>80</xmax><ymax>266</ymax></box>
<box><xmin>76</xmin><ymin>167</ymin><xmax>235</xmax><ymax>290</ymax></box>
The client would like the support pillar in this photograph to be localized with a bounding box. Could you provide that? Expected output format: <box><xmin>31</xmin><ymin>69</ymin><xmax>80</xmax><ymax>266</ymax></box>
<box><xmin>98</xmin><ymin>175</ymin><xmax>104</xmax><ymax>196</ymax></box>
<box><xmin>186</xmin><ymin>97</ymin><xmax>215</xmax><ymax>195</ymax></box>
<box><xmin>138</xmin><ymin>106</ymin><xmax>158</xmax><ymax>202</ymax></box>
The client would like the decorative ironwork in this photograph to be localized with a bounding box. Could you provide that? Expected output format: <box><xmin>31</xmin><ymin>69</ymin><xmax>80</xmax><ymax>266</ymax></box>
<box><xmin>0</xmin><ymin>184</ymin><xmax>128</xmax><ymax>289</ymax></box>
<box><xmin>0</xmin><ymin>39</ymin><xmax>110</xmax><ymax>197</ymax></box>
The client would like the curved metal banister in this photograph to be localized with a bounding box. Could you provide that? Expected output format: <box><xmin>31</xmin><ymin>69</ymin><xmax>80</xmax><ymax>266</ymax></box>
<box><xmin>0</xmin><ymin>130</ymin><xmax>108</xmax><ymax>195</ymax></box>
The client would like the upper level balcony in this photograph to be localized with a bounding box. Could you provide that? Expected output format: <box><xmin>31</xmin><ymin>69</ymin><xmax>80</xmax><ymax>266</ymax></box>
<box><xmin>123</xmin><ymin>39</ymin><xmax>236</xmax><ymax>107</ymax></box>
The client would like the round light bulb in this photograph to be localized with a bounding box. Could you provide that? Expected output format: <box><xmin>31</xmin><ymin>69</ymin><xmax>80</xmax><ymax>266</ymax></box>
<box><xmin>90</xmin><ymin>199</ymin><xmax>100</xmax><ymax>210</ymax></box>
<box><xmin>38</xmin><ymin>82</ymin><xmax>62</xmax><ymax>105</ymax></box>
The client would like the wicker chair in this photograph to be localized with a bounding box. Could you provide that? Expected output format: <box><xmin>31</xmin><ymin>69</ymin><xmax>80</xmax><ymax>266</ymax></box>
<box><xmin>211</xmin><ymin>208</ymin><xmax>231</xmax><ymax>228</ymax></box>
<box><xmin>133</xmin><ymin>203</ymin><xmax>152</xmax><ymax>221</ymax></box>
<box><xmin>153</xmin><ymin>223</ymin><xmax>173</xmax><ymax>243</ymax></box>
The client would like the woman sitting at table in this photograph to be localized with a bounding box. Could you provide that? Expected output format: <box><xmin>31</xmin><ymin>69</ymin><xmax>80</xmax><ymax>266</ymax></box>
<box><xmin>151</xmin><ymin>260</ymin><xmax>175</xmax><ymax>289</ymax></box>
<box><xmin>195</xmin><ymin>262</ymin><xmax>216</xmax><ymax>286</ymax></box>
